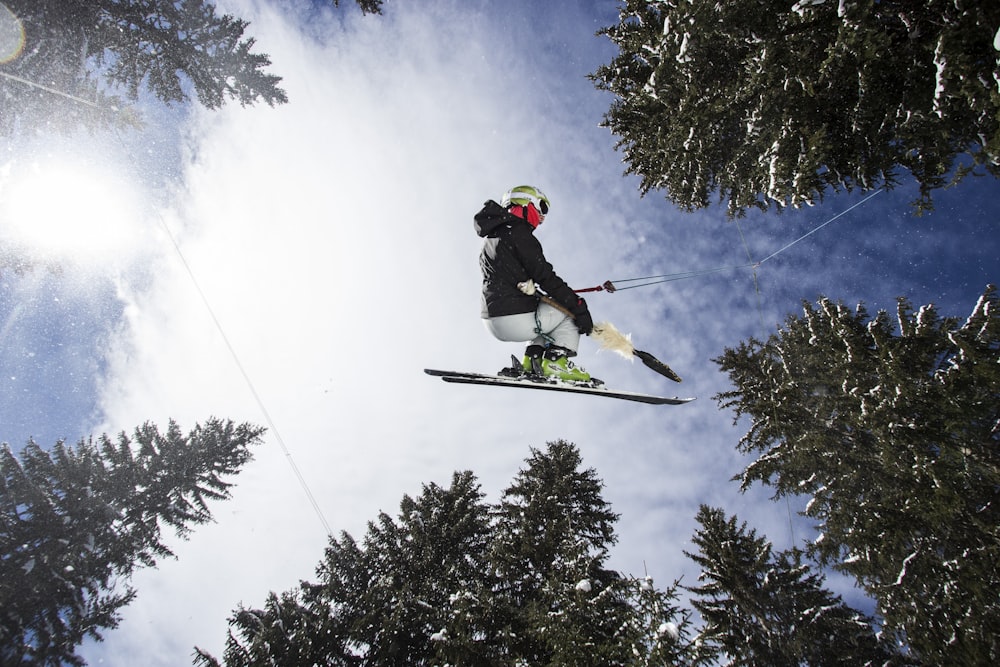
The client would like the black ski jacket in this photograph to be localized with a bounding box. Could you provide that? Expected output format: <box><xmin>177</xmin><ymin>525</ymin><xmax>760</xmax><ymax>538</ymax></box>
<box><xmin>474</xmin><ymin>199</ymin><xmax>585</xmax><ymax>320</ymax></box>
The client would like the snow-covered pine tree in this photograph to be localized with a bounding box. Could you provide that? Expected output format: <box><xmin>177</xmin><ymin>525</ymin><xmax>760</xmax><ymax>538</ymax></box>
<box><xmin>195</xmin><ymin>588</ymin><xmax>353</xmax><ymax>667</ymax></box>
<box><xmin>197</xmin><ymin>470</ymin><xmax>495</xmax><ymax>666</ymax></box>
<box><xmin>618</xmin><ymin>574</ymin><xmax>694</xmax><ymax>667</ymax></box>
<box><xmin>591</xmin><ymin>0</ymin><xmax>1000</xmax><ymax>215</ymax></box>
<box><xmin>0</xmin><ymin>418</ymin><xmax>265</xmax><ymax>667</ymax></box>
<box><xmin>489</xmin><ymin>440</ymin><xmax>639</xmax><ymax>665</ymax></box>
<box><xmin>714</xmin><ymin>286</ymin><xmax>1000</xmax><ymax>663</ymax></box>
<box><xmin>1</xmin><ymin>1</ymin><xmax>383</xmax><ymax>136</ymax></box>
<box><xmin>201</xmin><ymin>442</ymin><xmax>698</xmax><ymax>665</ymax></box>
<box><xmin>1</xmin><ymin>0</ymin><xmax>279</xmax><ymax>135</ymax></box>
<box><xmin>354</xmin><ymin>471</ymin><xmax>495</xmax><ymax>666</ymax></box>
<box><xmin>685</xmin><ymin>505</ymin><xmax>896</xmax><ymax>666</ymax></box>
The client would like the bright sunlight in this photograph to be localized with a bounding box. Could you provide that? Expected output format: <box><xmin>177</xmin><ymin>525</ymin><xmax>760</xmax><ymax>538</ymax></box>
<box><xmin>0</xmin><ymin>152</ymin><xmax>147</xmax><ymax>267</ymax></box>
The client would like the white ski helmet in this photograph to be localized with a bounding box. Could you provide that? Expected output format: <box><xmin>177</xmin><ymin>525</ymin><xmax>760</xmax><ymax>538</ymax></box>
<box><xmin>501</xmin><ymin>185</ymin><xmax>550</xmax><ymax>216</ymax></box>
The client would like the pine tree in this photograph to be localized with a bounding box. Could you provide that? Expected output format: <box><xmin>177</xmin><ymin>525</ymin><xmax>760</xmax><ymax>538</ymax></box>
<box><xmin>195</xmin><ymin>589</ymin><xmax>356</xmax><ymax>667</ymax></box>
<box><xmin>489</xmin><ymin>440</ymin><xmax>640</xmax><ymax>665</ymax></box>
<box><xmin>714</xmin><ymin>285</ymin><xmax>1000</xmax><ymax>663</ymax></box>
<box><xmin>618</xmin><ymin>574</ymin><xmax>695</xmax><ymax>667</ymax></box>
<box><xmin>203</xmin><ymin>442</ymin><xmax>698</xmax><ymax>666</ymax></box>
<box><xmin>0</xmin><ymin>418</ymin><xmax>265</xmax><ymax>667</ymax></box>
<box><xmin>591</xmin><ymin>0</ymin><xmax>1000</xmax><ymax>215</ymax></box>
<box><xmin>685</xmin><ymin>506</ymin><xmax>896</xmax><ymax>666</ymax></box>
<box><xmin>0</xmin><ymin>0</ymin><xmax>383</xmax><ymax>136</ymax></box>
<box><xmin>349</xmin><ymin>471</ymin><xmax>495</xmax><ymax>666</ymax></box>
<box><xmin>199</xmin><ymin>470</ymin><xmax>495</xmax><ymax>666</ymax></box>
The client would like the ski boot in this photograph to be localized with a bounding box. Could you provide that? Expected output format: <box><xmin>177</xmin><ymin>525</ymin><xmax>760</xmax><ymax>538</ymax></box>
<box><xmin>499</xmin><ymin>346</ymin><xmax>601</xmax><ymax>385</ymax></box>
<box><xmin>537</xmin><ymin>346</ymin><xmax>600</xmax><ymax>384</ymax></box>
<box><xmin>540</xmin><ymin>352</ymin><xmax>593</xmax><ymax>383</ymax></box>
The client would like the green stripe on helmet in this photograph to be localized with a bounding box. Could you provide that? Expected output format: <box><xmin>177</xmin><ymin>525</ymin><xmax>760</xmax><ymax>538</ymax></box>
<box><xmin>501</xmin><ymin>185</ymin><xmax>550</xmax><ymax>214</ymax></box>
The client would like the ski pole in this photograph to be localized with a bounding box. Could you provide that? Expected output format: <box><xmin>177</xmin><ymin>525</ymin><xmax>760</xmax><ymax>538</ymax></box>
<box><xmin>538</xmin><ymin>295</ymin><xmax>682</xmax><ymax>382</ymax></box>
<box><xmin>573</xmin><ymin>280</ymin><xmax>617</xmax><ymax>294</ymax></box>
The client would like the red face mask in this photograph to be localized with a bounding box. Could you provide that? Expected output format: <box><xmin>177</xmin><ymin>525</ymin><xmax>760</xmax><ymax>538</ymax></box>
<box><xmin>510</xmin><ymin>203</ymin><xmax>544</xmax><ymax>228</ymax></box>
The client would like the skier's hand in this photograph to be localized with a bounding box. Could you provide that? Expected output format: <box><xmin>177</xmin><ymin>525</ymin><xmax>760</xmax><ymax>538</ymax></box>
<box><xmin>573</xmin><ymin>298</ymin><xmax>594</xmax><ymax>335</ymax></box>
<box><xmin>517</xmin><ymin>279</ymin><xmax>537</xmax><ymax>295</ymax></box>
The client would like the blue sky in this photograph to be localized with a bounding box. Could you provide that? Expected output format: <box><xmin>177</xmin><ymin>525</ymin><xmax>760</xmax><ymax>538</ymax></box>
<box><xmin>1</xmin><ymin>0</ymin><xmax>997</xmax><ymax>663</ymax></box>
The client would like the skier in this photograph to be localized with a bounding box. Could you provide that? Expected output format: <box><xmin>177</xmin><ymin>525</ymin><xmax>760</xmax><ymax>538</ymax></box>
<box><xmin>475</xmin><ymin>185</ymin><xmax>596</xmax><ymax>382</ymax></box>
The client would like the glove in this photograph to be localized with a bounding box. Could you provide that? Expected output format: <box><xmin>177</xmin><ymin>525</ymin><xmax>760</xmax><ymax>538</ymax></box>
<box><xmin>517</xmin><ymin>279</ymin><xmax>537</xmax><ymax>295</ymax></box>
<box><xmin>572</xmin><ymin>297</ymin><xmax>594</xmax><ymax>335</ymax></box>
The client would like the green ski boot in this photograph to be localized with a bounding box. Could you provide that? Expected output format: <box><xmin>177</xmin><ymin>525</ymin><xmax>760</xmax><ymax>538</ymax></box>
<box><xmin>540</xmin><ymin>353</ymin><xmax>591</xmax><ymax>383</ymax></box>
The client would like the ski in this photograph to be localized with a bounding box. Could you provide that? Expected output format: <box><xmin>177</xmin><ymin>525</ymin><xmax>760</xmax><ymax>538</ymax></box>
<box><xmin>424</xmin><ymin>369</ymin><xmax>694</xmax><ymax>405</ymax></box>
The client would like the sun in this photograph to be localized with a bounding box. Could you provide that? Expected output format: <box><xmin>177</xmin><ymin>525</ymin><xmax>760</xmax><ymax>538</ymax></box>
<box><xmin>0</xmin><ymin>153</ymin><xmax>148</xmax><ymax>266</ymax></box>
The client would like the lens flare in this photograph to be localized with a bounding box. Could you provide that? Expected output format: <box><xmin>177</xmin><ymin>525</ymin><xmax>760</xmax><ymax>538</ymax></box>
<box><xmin>0</xmin><ymin>3</ymin><xmax>25</xmax><ymax>64</ymax></box>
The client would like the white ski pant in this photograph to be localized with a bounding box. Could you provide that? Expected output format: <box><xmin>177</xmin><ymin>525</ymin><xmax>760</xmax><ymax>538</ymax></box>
<box><xmin>484</xmin><ymin>302</ymin><xmax>580</xmax><ymax>353</ymax></box>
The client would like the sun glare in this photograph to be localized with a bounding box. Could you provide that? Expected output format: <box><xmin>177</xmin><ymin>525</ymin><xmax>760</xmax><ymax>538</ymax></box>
<box><xmin>0</xmin><ymin>155</ymin><xmax>147</xmax><ymax>266</ymax></box>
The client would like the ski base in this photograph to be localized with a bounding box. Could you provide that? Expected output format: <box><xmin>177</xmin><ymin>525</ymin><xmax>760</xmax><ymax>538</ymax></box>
<box><xmin>424</xmin><ymin>369</ymin><xmax>694</xmax><ymax>405</ymax></box>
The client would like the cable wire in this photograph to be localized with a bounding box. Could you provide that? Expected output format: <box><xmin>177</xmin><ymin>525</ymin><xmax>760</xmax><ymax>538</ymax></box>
<box><xmin>8</xmin><ymin>67</ymin><xmax>335</xmax><ymax>537</ymax></box>
<box><xmin>154</xmin><ymin>216</ymin><xmax>333</xmax><ymax>536</ymax></box>
<box><xmin>114</xmin><ymin>130</ymin><xmax>334</xmax><ymax>537</ymax></box>
<box><xmin>609</xmin><ymin>264</ymin><xmax>754</xmax><ymax>290</ymax></box>
<box><xmin>599</xmin><ymin>189</ymin><xmax>884</xmax><ymax>292</ymax></box>
<box><xmin>755</xmin><ymin>189</ymin><xmax>883</xmax><ymax>267</ymax></box>
<box><xmin>0</xmin><ymin>70</ymin><xmax>103</xmax><ymax>107</ymax></box>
